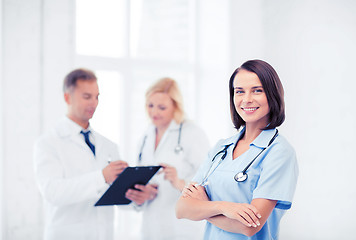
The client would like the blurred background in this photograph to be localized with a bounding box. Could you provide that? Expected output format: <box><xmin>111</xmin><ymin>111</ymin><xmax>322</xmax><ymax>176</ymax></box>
<box><xmin>1</xmin><ymin>0</ymin><xmax>356</xmax><ymax>239</ymax></box>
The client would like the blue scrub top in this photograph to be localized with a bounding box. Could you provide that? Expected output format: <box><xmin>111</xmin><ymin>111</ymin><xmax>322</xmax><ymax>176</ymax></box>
<box><xmin>192</xmin><ymin>128</ymin><xmax>298</xmax><ymax>240</ymax></box>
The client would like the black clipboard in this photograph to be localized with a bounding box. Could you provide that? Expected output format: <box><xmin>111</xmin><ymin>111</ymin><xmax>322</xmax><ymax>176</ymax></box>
<box><xmin>95</xmin><ymin>166</ymin><xmax>161</xmax><ymax>206</ymax></box>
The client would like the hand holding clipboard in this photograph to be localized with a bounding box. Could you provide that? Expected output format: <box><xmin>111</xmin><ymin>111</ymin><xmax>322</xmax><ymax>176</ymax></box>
<box><xmin>102</xmin><ymin>160</ymin><xmax>128</xmax><ymax>184</ymax></box>
<box><xmin>95</xmin><ymin>166</ymin><xmax>161</xmax><ymax>206</ymax></box>
<box><xmin>125</xmin><ymin>183</ymin><xmax>159</xmax><ymax>205</ymax></box>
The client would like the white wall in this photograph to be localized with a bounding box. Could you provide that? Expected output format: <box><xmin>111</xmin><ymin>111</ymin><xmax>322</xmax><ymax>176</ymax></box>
<box><xmin>0</xmin><ymin>0</ymin><xmax>4</xmax><ymax>239</ymax></box>
<box><xmin>41</xmin><ymin>0</ymin><xmax>73</xmax><ymax>132</ymax></box>
<box><xmin>1</xmin><ymin>0</ymin><xmax>73</xmax><ymax>239</ymax></box>
<box><xmin>2</xmin><ymin>0</ymin><xmax>43</xmax><ymax>238</ymax></box>
<box><xmin>195</xmin><ymin>0</ymin><xmax>232</xmax><ymax>141</ymax></box>
<box><xmin>260</xmin><ymin>0</ymin><xmax>356</xmax><ymax>239</ymax></box>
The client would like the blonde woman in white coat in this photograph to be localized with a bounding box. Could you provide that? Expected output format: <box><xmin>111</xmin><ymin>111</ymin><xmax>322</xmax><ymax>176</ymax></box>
<box><xmin>125</xmin><ymin>78</ymin><xmax>210</xmax><ymax>240</ymax></box>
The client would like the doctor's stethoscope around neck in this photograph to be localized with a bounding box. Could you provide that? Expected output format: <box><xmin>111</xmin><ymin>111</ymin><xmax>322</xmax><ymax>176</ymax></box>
<box><xmin>138</xmin><ymin>122</ymin><xmax>184</xmax><ymax>162</ymax></box>
<box><xmin>199</xmin><ymin>129</ymin><xmax>279</xmax><ymax>186</ymax></box>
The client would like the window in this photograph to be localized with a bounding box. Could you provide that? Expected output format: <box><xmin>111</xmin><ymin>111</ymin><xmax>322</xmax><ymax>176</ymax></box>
<box><xmin>76</xmin><ymin>0</ymin><xmax>127</xmax><ymax>58</ymax></box>
<box><xmin>90</xmin><ymin>71</ymin><xmax>122</xmax><ymax>145</ymax></box>
<box><xmin>75</xmin><ymin>0</ymin><xmax>199</xmax><ymax>239</ymax></box>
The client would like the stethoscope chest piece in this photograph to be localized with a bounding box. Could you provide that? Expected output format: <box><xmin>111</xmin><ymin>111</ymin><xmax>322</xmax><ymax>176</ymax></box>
<box><xmin>234</xmin><ymin>171</ymin><xmax>248</xmax><ymax>182</ymax></box>
<box><xmin>174</xmin><ymin>145</ymin><xmax>183</xmax><ymax>154</ymax></box>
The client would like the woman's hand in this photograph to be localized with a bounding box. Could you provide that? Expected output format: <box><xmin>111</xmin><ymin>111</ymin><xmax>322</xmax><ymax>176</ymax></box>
<box><xmin>182</xmin><ymin>182</ymin><xmax>209</xmax><ymax>201</ymax></box>
<box><xmin>159</xmin><ymin>163</ymin><xmax>185</xmax><ymax>191</ymax></box>
<box><xmin>182</xmin><ymin>182</ymin><xmax>261</xmax><ymax>228</ymax></box>
<box><xmin>219</xmin><ymin>202</ymin><xmax>261</xmax><ymax>228</ymax></box>
<box><xmin>125</xmin><ymin>183</ymin><xmax>159</xmax><ymax>206</ymax></box>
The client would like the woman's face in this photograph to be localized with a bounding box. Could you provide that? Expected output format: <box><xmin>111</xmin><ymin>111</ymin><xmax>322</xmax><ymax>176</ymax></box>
<box><xmin>147</xmin><ymin>92</ymin><xmax>176</xmax><ymax>130</ymax></box>
<box><xmin>233</xmin><ymin>69</ymin><xmax>270</xmax><ymax>129</ymax></box>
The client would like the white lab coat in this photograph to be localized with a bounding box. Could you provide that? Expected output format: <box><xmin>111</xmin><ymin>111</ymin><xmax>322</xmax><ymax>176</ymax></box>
<box><xmin>33</xmin><ymin>117</ymin><xmax>120</xmax><ymax>240</ymax></box>
<box><xmin>138</xmin><ymin>120</ymin><xmax>210</xmax><ymax>240</ymax></box>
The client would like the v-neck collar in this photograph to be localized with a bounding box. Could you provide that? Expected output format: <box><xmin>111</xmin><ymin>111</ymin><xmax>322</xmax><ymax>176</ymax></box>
<box><xmin>152</xmin><ymin>120</ymin><xmax>180</xmax><ymax>154</ymax></box>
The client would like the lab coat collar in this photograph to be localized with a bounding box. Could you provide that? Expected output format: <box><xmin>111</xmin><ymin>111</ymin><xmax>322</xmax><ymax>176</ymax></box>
<box><xmin>56</xmin><ymin>116</ymin><xmax>93</xmax><ymax>137</ymax></box>
<box><xmin>148</xmin><ymin>120</ymin><xmax>182</xmax><ymax>155</ymax></box>
<box><xmin>147</xmin><ymin>119</ymin><xmax>181</xmax><ymax>133</ymax></box>
<box><xmin>167</xmin><ymin>120</ymin><xmax>182</xmax><ymax>131</ymax></box>
<box><xmin>55</xmin><ymin>117</ymin><xmax>98</xmax><ymax>158</ymax></box>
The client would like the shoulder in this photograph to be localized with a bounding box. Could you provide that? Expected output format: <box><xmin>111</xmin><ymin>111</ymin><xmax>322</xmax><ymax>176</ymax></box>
<box><xmin>180</xmin><ymin>120</ymin><xmax>211</xmax><ymax>149</ymax></box>
<box><xmin>37</xmin><ymin>117</ymin><xmax>73</xmax><ymax>143</ymax></box>
<box><xmin>263</xmin><ymin>133</ymin><xmax>298</xmax><ymax>168</ymax></box>
<box><xmin>181</xmin><ymin>120</ymin><xmax>206</xmax><ymax>136</ymax></box>
<box><xmin>209</xmin><ymin>134</ymin><xmax>238</xmax><ymax>154</ymax></box>
<box><xmin>216</xmin><ymin>133</ymin><xmax>238</xmax><ymax>147</ymax></box>
<box><xmin>93</xmin><ymin>131</ymin><xmax>118</xmax><ymax>147</ymax></box>
<box><xmin>36</xmin><ymin>119</ymin><xmax>65</xmax><ymax>142</ymax></box>
<box><xmin>139</xmin><ymin>124</ymin><xmax>155</xmax><ymax>142</ymax></box>
<box><xmin>34</xmin><ymin>125</ymin><xmax>61</xmax><ymax>153</ymax></box>
<box><xmin>271</xmin><ymin>134</ymin><xmax>296</xmax><ymax>156</ymax></box>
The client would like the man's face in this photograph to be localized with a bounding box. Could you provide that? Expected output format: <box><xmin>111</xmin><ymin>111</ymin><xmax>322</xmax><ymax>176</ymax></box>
<box><xmin>65</xmin><ymin>79</ymin><xmax>99</xmax><ymax>128</ymax></box>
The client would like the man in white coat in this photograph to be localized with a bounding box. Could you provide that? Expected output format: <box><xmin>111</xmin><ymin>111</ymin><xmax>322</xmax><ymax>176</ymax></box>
<box><xmin>34</xmin><ymin>68</ymin><xmax>128</xmax><ymax>240</ymax></box>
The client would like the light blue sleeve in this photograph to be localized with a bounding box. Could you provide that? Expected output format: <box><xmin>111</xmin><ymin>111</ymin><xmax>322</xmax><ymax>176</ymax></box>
<box><xmin>181</xmin><ymin>122</ymin><xmax>211</xmax><ymax>182</ymax></box>
<box><xmin>252</xmin><ymin>139</ymin><xmax>299</xmax><ymax>210</ymax></box>
<box><xmin>191</xmin><ymin>150</ymin><xmax>212</xmax><ymax>184</ymax></box>
<box><xmin>192</xmin><ymin>139</ymin><xmax>226</xmax><ymax>185</ymax></box>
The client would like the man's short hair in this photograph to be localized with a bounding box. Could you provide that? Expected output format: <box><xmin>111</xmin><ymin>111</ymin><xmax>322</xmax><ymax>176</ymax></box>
<box><xmin>63</xmin><ymin>68</ymin><xmax>97</xmax><ymax>93</ymax></box>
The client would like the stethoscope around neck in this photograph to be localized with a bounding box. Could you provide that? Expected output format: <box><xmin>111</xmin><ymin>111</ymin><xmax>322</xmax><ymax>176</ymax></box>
<box><xmin>200</xmin><ymin>129</ymin><xmax>279</xmax><ymax>186</ymax></box>
<box><xmin>138</xmin><ymin>122</ymin><xmax>184</xmax><ymax>162</ymax></box>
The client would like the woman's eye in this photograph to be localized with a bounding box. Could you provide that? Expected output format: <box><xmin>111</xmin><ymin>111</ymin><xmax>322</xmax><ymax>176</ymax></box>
<box><xmin>253</xmin><ymin>89</ymin><xmax>263</xmax><ymax>93</ymax></box>
<box><xmin>148</xmin><ymin>104</ymin><xmax>154</xmax><ymax>108</ymax></box>
<box><xmin>158</xmin><ymin>106</ymin><xmax>166</xmax><ymax>110</ymax></box>
<box><xmin>235</xmin><ymin>90</ymin><xmax>244</xmax><ymax>94</ymax></box>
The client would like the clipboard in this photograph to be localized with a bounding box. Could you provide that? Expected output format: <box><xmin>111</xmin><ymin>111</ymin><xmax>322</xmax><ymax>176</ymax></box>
<box><xmin>95</xmin><ymin>166</ymin><xmax>161</xmax><ymax>206</ymax></box>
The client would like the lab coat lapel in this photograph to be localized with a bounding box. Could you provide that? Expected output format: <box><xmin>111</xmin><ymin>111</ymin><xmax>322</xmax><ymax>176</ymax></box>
<box><xmin>92</xmin><ymin>130</ymin><xmax>104</xmax><ymax>159</ymax></box>
<box><xmin>154</xmin><ymin>120</ymin><xmax>179</xmax><ymax>157</ymax></box>
<box><xmin>71</xmin><ymin>133</ymin><xmax>93</xmax><ymax>155</ymax></box>
<box><xmin>146</xmin><ymin>126</ymin><xmax>156</xmax><ymax>159</ymax></box>
<box><xmin>56</xmin><ymin>117</ymin><xmax>94</xmax><ymax>156</ymax></box>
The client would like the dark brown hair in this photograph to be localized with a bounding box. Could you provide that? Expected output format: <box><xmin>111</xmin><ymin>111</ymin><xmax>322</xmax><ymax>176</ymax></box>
<box><xmin>229</xmin><ymin>59</ymin><xmax>285</xmax><ymax>130</ymax></box>
<box><xmin>63</xmin><ymin>68</ymin><xmax>97</xmax><ymax>93</ymax></box>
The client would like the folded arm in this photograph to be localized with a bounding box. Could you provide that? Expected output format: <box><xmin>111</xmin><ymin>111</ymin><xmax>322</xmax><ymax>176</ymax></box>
<box><xmin>176</xmin><ymin>183</ymin><xmax>276</xmax><ymax>236</ymax></box>
<box><xmin>207</xmin><ymin>198</ymin><xmax>277</xmax><ymax>236</ymax></box>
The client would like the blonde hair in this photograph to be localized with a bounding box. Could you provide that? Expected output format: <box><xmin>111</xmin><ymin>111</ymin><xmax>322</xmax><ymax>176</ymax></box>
<box><xmin>145</xmin><ymin>77</ymin><xmax>185</xmax><ymax>123</ymax></box>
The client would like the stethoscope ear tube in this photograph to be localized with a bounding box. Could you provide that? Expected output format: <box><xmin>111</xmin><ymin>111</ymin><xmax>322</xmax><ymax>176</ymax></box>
<box><xmin>174</xmin><ymin>122</ymin><xmax>184</xmax><ymax>154</ymax></box>
<box><xmin>138</xmin><ymin>122</ymin><xmax>184</xmax><ymax>163</ymax></box>
<box><xmin>138</xmin><ymin>135</ymin><xmax>147</xmax><ymax>163</ymax></box>
<box><xmin>199</xmin><ymin>143</ymin><xmax>233</xmax><ymax>186</ymax></box>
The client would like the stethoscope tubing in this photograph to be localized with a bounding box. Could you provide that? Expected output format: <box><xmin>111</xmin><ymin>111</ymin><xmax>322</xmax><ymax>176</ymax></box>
<box><xmin>201</xmin><ymin>129</ymin><xmax>279</xmax><ymax>185</ymax></box>
<box><xmin>138</xmin><ymin>122</ymin><xmax>184</xmax><ymax>163</ymax></box>
<box><xmin>200</xmin><ymin>143</ymin><xmax>233</xmax><ymax>186</ymax></box>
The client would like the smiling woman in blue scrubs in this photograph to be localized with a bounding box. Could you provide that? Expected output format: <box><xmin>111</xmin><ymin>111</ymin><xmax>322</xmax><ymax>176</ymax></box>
<box><xmin>176</xmin><ymin>59</ymin><xmax>298</xmax><ymax>240</ymax></box>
